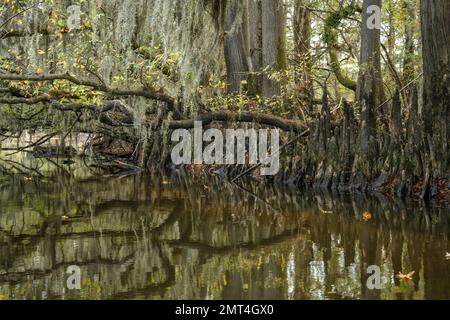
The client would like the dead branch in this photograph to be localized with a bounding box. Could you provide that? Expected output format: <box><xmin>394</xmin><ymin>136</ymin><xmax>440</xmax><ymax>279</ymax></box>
<box><xmin>166</xmin><ymin>111</ymin><xmax>308</xmax><ymax>133</ymax></box>
<box><xmin>0</xmin><ymin>73</ymin><xmax>176</xmax><ymax>106</ymax></box>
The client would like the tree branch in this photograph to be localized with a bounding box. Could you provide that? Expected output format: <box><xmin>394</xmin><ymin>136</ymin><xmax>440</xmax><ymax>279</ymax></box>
<box><xmin>0</xmin><ymin>94</ymin><xmax>52</xmax><ymax>105</ymax></box>
<box><xmin>166</xmin><ymin>111</ymin><xmax>308</xmax><ymax>133</ymax></box>
<box><xmin>0</xmin><ymin>73</ymin><xmax>176</xmax><ymax>106</ymax></box>
<box><xmin>323</xmin><ymin>5</ymin><xmax>359</xmax><ymax>92</ymax></box>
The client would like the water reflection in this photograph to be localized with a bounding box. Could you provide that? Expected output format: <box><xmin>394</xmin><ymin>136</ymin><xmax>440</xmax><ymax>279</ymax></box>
<box><xmin>0</xmin><ymin>161</ymin><xmax>449</xmax><ymax>300</ymax></box>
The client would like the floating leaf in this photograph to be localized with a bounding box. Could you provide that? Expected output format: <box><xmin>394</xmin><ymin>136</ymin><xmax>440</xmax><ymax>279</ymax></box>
<box><xmin>396</xmin><ymin>271</ymin><xmax>415</xmax><ymax>280</ymax></box>
<box><xmin>362</xmin><ymin>211</ymin><xmax>372</xmax><ymax>221</ymax></box>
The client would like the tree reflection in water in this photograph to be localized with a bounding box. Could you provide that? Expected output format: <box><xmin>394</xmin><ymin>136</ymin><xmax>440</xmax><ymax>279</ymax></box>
<box><xmin>0</xmin><ymin>159</ymin><xmax>449</xmax><ymax>300</ymax></box>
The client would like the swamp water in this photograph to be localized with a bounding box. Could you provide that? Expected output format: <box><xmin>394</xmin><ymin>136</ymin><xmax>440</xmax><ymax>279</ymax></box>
<box><xmin>0</xmin><ymin>156</ymin><xmax>449</xmax><ymax>300</ymax></box>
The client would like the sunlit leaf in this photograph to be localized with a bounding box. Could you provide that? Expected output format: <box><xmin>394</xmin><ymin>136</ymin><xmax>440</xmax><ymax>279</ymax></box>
<box><xmin>396</xmin><ymin>271</ymin><xmax>415</xmax><ymax>280</ymax></box>
<box><xmin>362</xmin><ymin>211</ymin><xmax>372</xmax><ymax>221</ymax></box>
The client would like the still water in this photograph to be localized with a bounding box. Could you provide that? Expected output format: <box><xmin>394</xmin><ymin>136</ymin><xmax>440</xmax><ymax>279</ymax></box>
<box><xmin>0</xmin><ymin>158</ymin><xmax>449</xmax><ymax>300</ymax></box>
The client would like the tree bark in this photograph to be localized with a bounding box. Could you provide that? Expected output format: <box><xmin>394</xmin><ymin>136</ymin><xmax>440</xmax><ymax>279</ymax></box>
<box><xmin>223</xmin><ymin>0</ymin><xmax>249</xmax><ymax>93</ymax></box>
<box><xmin>261</xmin><ymin>0</ymin><xmax>287</xmax><ymax>98</ymax></box>
<box><xmin>403</xmin><ymin>0</ymin><xmax>416</xmax><ymax>84</ymax></box>
<box><xmin>357</xmin><ymin>0</ymin><xmax>383</xmax><ymax>159</ymax></box>
<box><xmin>247</xmin><ymin>0</ymin><xmax>263</xmax><ymax>95</ymax></box>
<box><xmin>420</xmin><ymin>0</ymin><xmax>450</xmax><ymax>176</ymax></box>
<box><xmin>293</xmin><ymin>0</ymin><xmax>314</xmax><ymax>109</ymax></box>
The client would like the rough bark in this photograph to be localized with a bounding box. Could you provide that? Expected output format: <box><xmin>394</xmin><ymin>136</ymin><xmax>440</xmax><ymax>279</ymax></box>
<box><xmin>403</xmin><ymin>0</ymin><xmax>416</xmax><ymax>84</ymax></box>
<box><xmin>293</xmin><ymin>0</ymin><xmax>314</xmax><ymax>109</ymax></box>
<box><xmin>247</xmin><ymin>0</ymin><xmax>263</xmax><ymax>95</ymax></box>
<box><xmin>357</xmin><ymin>0</ymin><xmax>383</xmax><ymax>161</ymax></box>
<box><xmin>261</xmin><ymin>0</ymin><xmax>287</xmax><ymax>98</ymax></box>
<box><xmin>341</xmin><ymin>100</ymin><xmax>355</xmax><ymax>173</ymax></box>
<box><xmin>223</xmin><ymin>0</ymin><xmax>249</xmax><ymax>93</ymax></box>
<box><xmin>420</xmin><ymin>0</ymin><xmax>450</xmax><ymax>177</ymax></box>
<box><xmin>390</xmin><ymin>90</ymin><xmax>402</xmax><ymax>145</ymax></box>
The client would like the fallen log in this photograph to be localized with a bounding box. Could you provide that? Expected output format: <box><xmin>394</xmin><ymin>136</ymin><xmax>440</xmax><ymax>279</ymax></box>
<box><xmin>166</xmin><ymin>111</ymin><xmax>308</xmax><ymax>134</ymax></box>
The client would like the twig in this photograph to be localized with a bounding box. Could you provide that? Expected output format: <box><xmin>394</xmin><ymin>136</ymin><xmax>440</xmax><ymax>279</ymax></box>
<box><xmin>1</xmin><ymin>131</ymin><xmax>60</xmax><ymax>156</ymax></box>
<box><xmin>377</xmin><ymin>72</ymin><xmax>423</xmax><ymax>111</ymax></box>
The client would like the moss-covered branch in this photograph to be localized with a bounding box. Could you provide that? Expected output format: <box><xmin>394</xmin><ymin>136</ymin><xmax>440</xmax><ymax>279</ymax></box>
<box><xmin>323</xmin><ymin>5</ymin><xmax>360</xmax><ymax>92</ymax></box>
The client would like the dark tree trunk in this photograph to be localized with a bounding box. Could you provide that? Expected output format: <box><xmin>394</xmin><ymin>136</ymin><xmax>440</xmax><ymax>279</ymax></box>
<box><xmin>261</xmin><ymin>0</ymin><xmax>287</xmax><ymax>98</ymax></box>
<box><xmin>247</xmin><ymin>0</ymin><xmax>263</xmax><ymax>95</ymax></box>
<box><xmin>357</xmin><ymin>0</ymin><xmax>383</xmax><ymax>161</ymax></box>
<box><xmin>223</xmin><ymin>0</ymin><xmax>249</xmax><ymax>93</ymax></box>
<box><xmin>420</xmin><ymin>0</ymin><xmax>450</xmax><ymax>176</ymax></box>
<box><xmin>403</xmin><ymin>0</ymin><xmax>416</xmax><ymax>84</ymax></box>
<box><xmin>222</xmin><ymin>0</ymin><xmax>286</xmax><ymax>97</ymax></box>
<box><xmin>293</xmin><ymin>0</ymin><xmax>314</xmax><ymax>109</ymax></box>
<box><xmin>341</xmin><ymin>100</ymin><xmax>355</xmax><ymax>174</ymax></box>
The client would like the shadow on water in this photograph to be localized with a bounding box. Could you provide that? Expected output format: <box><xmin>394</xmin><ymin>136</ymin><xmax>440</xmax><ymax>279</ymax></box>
<box><xmin>0</xmin><ymin>157</ymin><xmax>449</xmax><ymax>300</ymax></box>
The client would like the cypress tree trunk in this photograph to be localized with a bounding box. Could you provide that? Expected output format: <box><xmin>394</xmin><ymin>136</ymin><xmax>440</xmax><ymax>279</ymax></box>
<box><xmin>420</xmin><ymin>0</ymin><xmax>450</xmax><ymax>177</ymax></box>
<box><xmin>402</xmin><ymin>0</ymin><xmax>416</xmax><ymax>84</ymax></box>
<box><xmin>223</xmin><ymin>0</ymin><xmax>249</xmax><ymax>93</ymax></box>
<box><xmin>293</xmin><ymin>0</ymin><xmax>314</xmax><ymax>109</ymax></box>
<box><xmin>247</xmin><ymin>0</ymin><xmax>263</xmax><ymax>95</ymax></box>
<box><xmin>357</xmin><ymin>0</ymin><xmax>383</xmax><ymax>163</ymax></box>
<box><xmin>261</xmin><ymin>0</ymin><xmax>287</xmax><ymax>98</ymax></box>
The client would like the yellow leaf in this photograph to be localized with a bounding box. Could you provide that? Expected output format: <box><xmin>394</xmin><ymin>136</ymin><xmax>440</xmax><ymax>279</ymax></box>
<box><xmin>396</xmin><ymin>271</ymin><xmax>415</xmax><ymax>280</ymax></box>
<box><xmin>38</xmin><ymin>50</ymin><xmax>45</xmax><ymax>55</ymax></box>
<box><xmin>362</xmin><ymin>211</ymin><xmax>372</xmax><ymax>222</ymax></box>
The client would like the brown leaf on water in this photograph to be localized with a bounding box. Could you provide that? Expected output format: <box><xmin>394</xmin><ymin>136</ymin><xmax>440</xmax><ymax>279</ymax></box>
<box><xmin>396</xmin><ymin>271</ymin><xmax>415</xmax><ymax>280</ymax></box>
<box><xmin>362</xmin><ymin>211</ymin><xmax>372</xmax><ymax>221</ymax></box>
